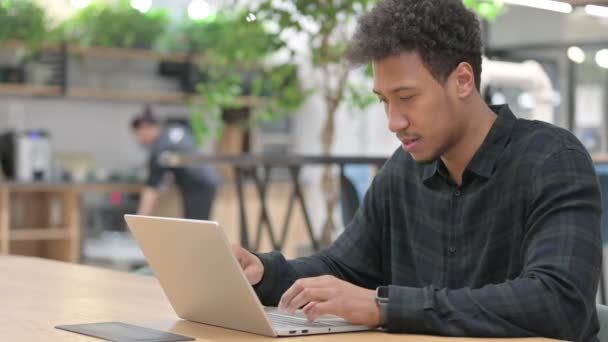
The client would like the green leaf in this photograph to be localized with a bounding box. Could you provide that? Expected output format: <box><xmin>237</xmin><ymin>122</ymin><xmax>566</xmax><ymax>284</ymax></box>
<box><xmin>60</xmin><ymin>0</ymin><xmax>169</xmax><ymax>48</ymax></box>
<box><xmin>462</xmin><ymin>0</ymin><xmax>505</xmax><ymax>22</ymax></box>
<box><xmin>0</xmin><ymin>0</ymin><xmax>48</xmax><ymax>50</ymax></box>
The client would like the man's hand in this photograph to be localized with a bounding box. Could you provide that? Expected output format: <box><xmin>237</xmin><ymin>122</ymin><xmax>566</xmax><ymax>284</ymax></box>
<box><xmin>278</xmin><ymin>275</ymin><xmax>380</xmax><ymax>326</ymax></box>
<box><xmin>136</xmin><ymin>187</ymin><xmax>160</xmax><ymax>216</ymax></box>
<box><xmin>231</xmin><ymin>244</ymin><xmax>264</xmax><ymax>285</ymax></box>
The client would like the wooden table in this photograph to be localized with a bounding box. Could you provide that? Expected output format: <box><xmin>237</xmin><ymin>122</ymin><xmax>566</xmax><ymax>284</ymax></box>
<box><xmin>0</xmin><ymin>255</ymin><xmax>559</xmax><ymax>341</ymax></box>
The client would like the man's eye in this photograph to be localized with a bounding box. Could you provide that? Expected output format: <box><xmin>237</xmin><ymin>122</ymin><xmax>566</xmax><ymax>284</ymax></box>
<box><xmin>400</xmin><ymin>95</ymin><xmax>415</xmax><ymax>101</ymax></box>
<box><xmin>378</xmin><ymin>98</ymin><xmax>387</xmax><ymax>104</ymax></box>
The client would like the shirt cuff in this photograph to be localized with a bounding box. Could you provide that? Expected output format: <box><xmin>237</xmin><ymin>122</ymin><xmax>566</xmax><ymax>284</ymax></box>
<box><xmin>251</xmin><ymin>251</ymin><xmax>285</xmax><ymax>306</ymax></box>
<box><xmin>386</xmin><ymin>285</ymin><xmax>431</xmax><ymax>333</ymax></box>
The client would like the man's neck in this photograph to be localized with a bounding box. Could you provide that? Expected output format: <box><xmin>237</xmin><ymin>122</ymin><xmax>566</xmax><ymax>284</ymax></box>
<box><xmin>441</xmin><ymin>101</ymin><xmax>497</xmax><ymax>186</ymax></box>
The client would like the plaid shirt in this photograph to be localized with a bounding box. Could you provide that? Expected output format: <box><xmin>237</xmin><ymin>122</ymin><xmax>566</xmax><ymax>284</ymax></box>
<box><xmin>254</xmin><ymin>105</ymin><xmax>602</xmax><ymax>341</ymax></box>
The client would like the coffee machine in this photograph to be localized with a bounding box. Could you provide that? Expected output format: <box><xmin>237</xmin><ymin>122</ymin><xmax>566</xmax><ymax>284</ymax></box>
<box><xmin>0</xmin><ymin>130</ymin><xmax>53</xmax><ymax>182</ymax></box>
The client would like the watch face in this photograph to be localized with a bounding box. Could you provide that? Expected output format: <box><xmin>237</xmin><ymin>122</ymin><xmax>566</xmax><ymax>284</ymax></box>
<box><xmin>377</xmin><ymin>286</ymin><xmax>389</xmax><ymax>299</ymax></box>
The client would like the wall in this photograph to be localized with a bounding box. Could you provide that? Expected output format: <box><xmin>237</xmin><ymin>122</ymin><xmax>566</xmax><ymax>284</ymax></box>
<box><xmin>489</xmin><ymin>6</ymin><xmax>608</xmax><ymax>48</ymax></box>
<box><xmin>0</xmin><ymin>97</ymin><xmax>190</xmax><ymax>170</ymax></box>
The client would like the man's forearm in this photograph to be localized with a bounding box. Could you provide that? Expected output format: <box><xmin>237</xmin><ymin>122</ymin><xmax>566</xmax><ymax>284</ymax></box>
<box><xmin>137</xmin><ymin>187</ymin><xmax>160</xmax><ymax>216</ymax></box>
<box><xmin>253</xmin><ymin>251</ymin><xmax>351</xmax><ymax>306</ymax></box>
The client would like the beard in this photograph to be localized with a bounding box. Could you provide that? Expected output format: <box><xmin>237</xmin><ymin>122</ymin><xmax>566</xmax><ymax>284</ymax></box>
<box><xmin>412</xmin><ymin>155</ymin><xmax>439</xmax><ymax>165</ymax></box>
<box><xmin>408</xmin><ymin>144</ymin><xmax>444</xmax><ymax>165</ymax></box>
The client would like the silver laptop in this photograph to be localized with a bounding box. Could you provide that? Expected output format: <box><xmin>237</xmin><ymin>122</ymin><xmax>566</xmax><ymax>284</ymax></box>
<box><xmin>124</xmin><ymin>215</ymin><xmax>372</xmax><ymax>337</ymax></box>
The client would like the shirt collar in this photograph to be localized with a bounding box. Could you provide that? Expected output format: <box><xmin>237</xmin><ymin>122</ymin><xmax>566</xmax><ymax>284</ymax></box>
<box><xmin>420</xmin><ymin>104</ymin><xmax>516</xmax><ymax>183</ymax></box>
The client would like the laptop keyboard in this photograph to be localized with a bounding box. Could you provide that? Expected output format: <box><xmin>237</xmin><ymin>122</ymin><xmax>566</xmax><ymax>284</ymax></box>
<box><xmin>266</xmin><ymin>311</ymin><xmax>354</xmax><ymax>328</ymax></box>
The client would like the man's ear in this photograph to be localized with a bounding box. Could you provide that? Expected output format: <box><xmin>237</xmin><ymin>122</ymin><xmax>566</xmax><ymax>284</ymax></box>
<box><xmin>452</xmin><ymin>62</ymin><xmax>475</xmax><ymax>99</ymax></box>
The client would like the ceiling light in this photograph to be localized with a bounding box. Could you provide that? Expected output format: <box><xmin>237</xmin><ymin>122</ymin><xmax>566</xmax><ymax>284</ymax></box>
<box><xmin>491</xmin><ymin>92</ymin><xmax>507</xmax><ymax>105</ymax></box>
<box><xmin>517</xmin><ymin>92</ymin><xmax>535</xmax><ymax>110</ymax></box>
<box><xmin>585</xmin><ymin>5</ymin><xmax>608</xmax><ymax>18</ymax></box>
<box><xmin>501</xmin><ymin>0</ymin><xmax>572</xmax><ymax>14</ymax></box>
<box><xmin>188</xmin><ymin>0</ymin><xmax>212</xmax><ymax>20</ymax></box>
<box><xmin>596</xmin><ymin>49</ymin><xmax>608</xmax><ymax>69</ymax></box>
<box><xmin>131</xmin><ymin>0</ymin><xmax>152</xmax><ymax>13</ymax></box>
<box><xmin>567</xmin><ymin>46</ymin><xmax>586</xmax><ymax>64</ymax></box>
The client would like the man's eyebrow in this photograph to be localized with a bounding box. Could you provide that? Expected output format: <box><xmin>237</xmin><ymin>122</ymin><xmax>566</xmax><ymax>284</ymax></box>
<box><xmin>373</xmin><ymin>86</ymin><xmax>416</xmax><ymax>95</ymax></box>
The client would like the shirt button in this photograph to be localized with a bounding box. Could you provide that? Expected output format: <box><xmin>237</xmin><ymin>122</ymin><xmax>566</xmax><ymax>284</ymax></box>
<box><xmin>453</xmin><ymin>190</ymin><xmax>461</xmax><ymax>197</ymax></box>
<box><xmin>448</xmin><ymin>246</ymin><xmax>457</xmax><ymax>253</ymax></box>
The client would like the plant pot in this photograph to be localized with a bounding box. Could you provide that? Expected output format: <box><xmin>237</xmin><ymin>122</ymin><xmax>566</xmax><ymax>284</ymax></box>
<box><xmin>215</xmin><ymin>107</ymin><xmax>252</xmax><ymax>179</ymax></box>
<box><xmin>221</xmin><ymin>107</ymin><xmax>251</xmax><ymax>125</ymax></box>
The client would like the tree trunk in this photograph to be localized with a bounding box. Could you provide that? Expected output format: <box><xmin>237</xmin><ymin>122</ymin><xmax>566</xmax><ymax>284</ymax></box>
<box><xmin>319</xmin><ymin>100</ymin><xmax>340</xmax><ymax>247</ymax></box>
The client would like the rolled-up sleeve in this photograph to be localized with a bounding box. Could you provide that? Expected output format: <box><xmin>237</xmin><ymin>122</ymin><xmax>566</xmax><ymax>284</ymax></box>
<box><xmin>146</xmin><ymin>152</ymin><xmax>166</xmax><ymax>188</ymax></box>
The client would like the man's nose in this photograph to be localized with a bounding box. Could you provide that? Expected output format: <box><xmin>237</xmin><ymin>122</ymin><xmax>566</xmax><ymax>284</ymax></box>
<box><xmin>387</xmin><ymin>106</ymin><xmax>410</xmax><ymax>133</ymax></box>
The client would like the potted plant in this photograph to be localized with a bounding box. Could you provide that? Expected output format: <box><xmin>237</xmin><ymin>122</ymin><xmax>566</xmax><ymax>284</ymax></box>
<box><xmin>59</xmin><ymin>0</ymin><xmax>169</xmax><ymax>49</ymax></box>
<box><xmin>0</xmin><ymin>0</ymin><xmax>47</xmax><ymax>48</ymax></box>
<box><xmin>0</xmin><ymin>0</ymin><xmax>48</xmax><ymax>83</ymax></box>
<box><xmin>173</xmin><ymin>11</ymin><xmax>306</xmax><ymax>153</ymax></box>
<box><xmin>51</xmin><ymin>1</ymin><xmax>172</xmax><ymax>96</ymax></box>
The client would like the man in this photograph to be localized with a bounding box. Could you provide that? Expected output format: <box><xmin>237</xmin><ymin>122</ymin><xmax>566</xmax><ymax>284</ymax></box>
<box><xmin>232</xmin><ymin>0</ymin><xmax>602</xmax><ymax>340</ymax></box>
<box><xmin>131</xmin><ymin>106</ymin><xmax>219</xmax><ymax>220</ymax></box>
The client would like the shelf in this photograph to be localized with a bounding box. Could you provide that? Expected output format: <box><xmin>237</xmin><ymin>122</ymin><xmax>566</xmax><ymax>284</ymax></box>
<box><xmin>0</xmin><ymin>41</ymin><xmax>266</xmax><ymax>105</ymax></box>
<box><xmin>67</xmin><ymin>45</ymin><xmax>203</xmax><ymax>63</ymax></box>
<box><xmin>78</xmin><ymin>183</ymin><xmax>143</xmax><ymax>193</ymax></box>
<box><xmin>258</xmin><ymin>133</ymin><xmax>292</xmax><ymax>146</ymax></box>
<box><xmin>10</xmin><ymin>228</ymin><xmax>72</xmax><ymax>241</ymax></box>
<box><xmin>1</xmin><ymin>40</ymin><xmax>204</xmax><ymax>62</ymax></box>
<box><xmin>0</xmin><ymin>40</ymin><xmax>61</xmax><ymax>53</ymax></box>
<box><xmin>0</xmin><ymin>84</ymin><xmax>62</xmax><ymax>97</ymax></box>
<box><xmin>0</xmin><ymin>84</ymin><xmax>189</xmax><ymax>104</ymax></box>
<box><xmin>1</xmin><ymin>182</ymin><xmax>143</xmax><ymax>193</ymax></box>
<box><xmin>67</xmin><ymin>88</ymin><xmax>189</xmax><ymax>104</ymax></box>
<box><xmin>0</xmin><ymin>84</ymin><xmax>268</xmax><ymax>106</ymax></box>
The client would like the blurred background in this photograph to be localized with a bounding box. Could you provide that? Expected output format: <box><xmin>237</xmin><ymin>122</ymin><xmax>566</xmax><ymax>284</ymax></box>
<box><xmin>0</xmin><ymin>0</ymin><xmax>607</xmax><ymax>289</ymax></box>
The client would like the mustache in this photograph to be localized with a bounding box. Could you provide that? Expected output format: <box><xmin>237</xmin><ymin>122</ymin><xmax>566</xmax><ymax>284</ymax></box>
<box><xmin>396</xmin><ymin>132</ymin><xmax>421</xmax><ymax>140</ymax></box>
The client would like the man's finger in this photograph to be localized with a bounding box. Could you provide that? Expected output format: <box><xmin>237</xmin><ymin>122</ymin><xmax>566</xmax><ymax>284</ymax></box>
<box><xmin>243</xmin><ymin>267</ymin><xmax>257</xmax><ymax>282</ymax></box>
<box><xmin>284</xmin><ymin>288</ymin><xmax>333</xmax><ymax>314</ymax></box>
<box><xmin>302</xmin><ymin>301</ymin><xmax>317</xmax><ymax>316</ymax></box>
<box><xmin>304</xmin><ymin>301</ymin><xmax>335</xmax><ymax>322</ymax></box>
<box><xmin>230</xmin><ymin>244</ymin><xmax>241</xmax><ymax>255</ymax></box>
<box><xmin>231</xmin><ymin>245</ymin><xmax>245</xmax><ymax>264</ymax></box>
<box><xmin>279</xmin><ymin>276</ymin><xmax>337</xmax><ymax>312</ymax></box>
<box><xmin>279</xmin><ymin>278</ymin><xmax>308</xmax><ymax>311</ymax></box>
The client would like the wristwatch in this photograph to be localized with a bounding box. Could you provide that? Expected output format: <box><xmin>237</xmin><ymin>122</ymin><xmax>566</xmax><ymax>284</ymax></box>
<box><xmin>375</xmin><ymin>286</ymin><xmax>389</xmax><ymax>327</ymax></box>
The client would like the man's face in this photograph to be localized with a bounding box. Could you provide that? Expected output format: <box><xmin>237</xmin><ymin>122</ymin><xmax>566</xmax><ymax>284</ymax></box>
<box><xmin>133</xmin><ymin>124</ymin><xmax>158</xmax><ymax>147</ymax></box>
<box><xmin>373</xmin><ymin>52</ymin><xmax>467</xmax><ymax>163</ymax></box>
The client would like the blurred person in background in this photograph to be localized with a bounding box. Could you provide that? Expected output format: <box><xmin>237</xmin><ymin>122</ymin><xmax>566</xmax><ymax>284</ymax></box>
<box><xmin>131</xmin><ymin>105</ymin><xmax>219</xmax><ymax>220</ymax></box>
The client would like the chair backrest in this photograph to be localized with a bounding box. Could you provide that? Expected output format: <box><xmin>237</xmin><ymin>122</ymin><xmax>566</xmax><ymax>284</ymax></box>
<box><xmin>597</xmin><ymin>304</ymin><xmax>608</xmax><ymax>342</ymax></box>
<box><xmin>594</xmin><ymin>164</ymin><xmax>608</xmax><ymax>304</ymax></box>
<box><xmin>340</xmin><ymin>164</ymin><xmax>375</xmax><ymax>226</ymax></box>
<box><xmin>340</xmin><ymin>173</ymin><xmax>361</xmax><ymax>226</ymax></box>
<box><xmin>594</xmin><ymin>164</ymin><xmax>608</xmax><ymax>243</ymax></box>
